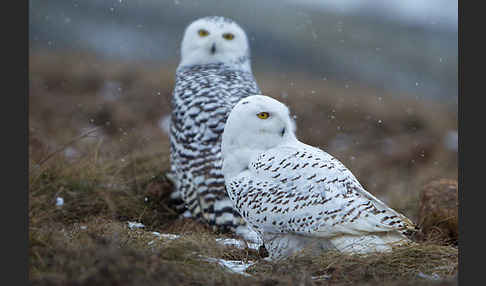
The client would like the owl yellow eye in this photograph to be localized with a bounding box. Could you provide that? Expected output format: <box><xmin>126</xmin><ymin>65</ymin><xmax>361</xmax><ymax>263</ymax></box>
<box><xmin>222</xmin><ymin>33</ymin><xmax>234</xmax><ymax>40</ymax></box>
<box><xmin>198</xmin><ymin>29</ymin><xmax>209</xmax><ymax>37</ymax></box>
<box><xmin>257</xmin><ymin>112</ymin><xmax>270</xmax><ymax>119</ymax></box>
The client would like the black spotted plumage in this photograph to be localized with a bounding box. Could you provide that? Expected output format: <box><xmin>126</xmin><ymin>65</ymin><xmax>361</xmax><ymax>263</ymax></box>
<box><xmin>221</xmin><ymin>95</ymin><xmax>419</xmax><ymax>260</ymax></box>
<box><xmin>169</xmin><ymin>62</ymin><xmax>261</xmax><ymax>232</ymax></box>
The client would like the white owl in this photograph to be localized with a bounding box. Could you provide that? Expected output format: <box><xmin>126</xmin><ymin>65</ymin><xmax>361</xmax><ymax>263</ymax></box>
<box><xmin>168</xmin><ymin>16</ymin><xmax>260</xmax><ymax>241</ymax></box>
<box><xmin>222</xmin><ymin>95</ymin><xmax>418</xmax><ymax>260</ymax></box>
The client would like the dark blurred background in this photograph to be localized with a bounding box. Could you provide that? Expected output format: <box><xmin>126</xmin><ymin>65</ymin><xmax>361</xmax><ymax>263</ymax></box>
<box><xmin>30</xmin><ymin>0</ymin><xmax>457</xmax><ymax>102</ymax></box>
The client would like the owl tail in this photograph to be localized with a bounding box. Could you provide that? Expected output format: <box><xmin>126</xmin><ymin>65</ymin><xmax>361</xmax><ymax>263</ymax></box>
<box><xmin>330</xmin><ymin>232</ymin><xmax>411</xmax><ymax>254</ymax></box>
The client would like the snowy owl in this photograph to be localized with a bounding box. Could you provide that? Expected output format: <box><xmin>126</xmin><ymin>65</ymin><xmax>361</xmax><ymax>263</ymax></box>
<box><xmin>168</xmin><ymin>16</ymin><xmax>261</xmax><ymax>240</ymax></box>
<box><xmin>222</xmin><ymin>95</ymin><xmax>418</xmax><ymax>260</ymax></box>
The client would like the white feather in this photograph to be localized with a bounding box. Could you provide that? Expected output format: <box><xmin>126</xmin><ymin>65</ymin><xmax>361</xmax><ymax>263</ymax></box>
<box><xmin>222</xmin><ymin>95</ymin><xmax>417</xmax><ymax>260</ymax></box>
<box><xmin>169</xmin><ymin>17</ymin><xmax>261</xmax><ymax>238</ymax></box>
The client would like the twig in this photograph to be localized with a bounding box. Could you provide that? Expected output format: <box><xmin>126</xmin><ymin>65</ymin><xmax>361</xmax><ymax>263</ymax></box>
<box><xmin>37</xmin><ymin>127</ymin><xmax>102</xmax><ymax>166</ymax></box>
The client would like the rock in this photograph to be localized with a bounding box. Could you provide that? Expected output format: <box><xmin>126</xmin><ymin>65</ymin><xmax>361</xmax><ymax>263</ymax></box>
<box><xmin>418</xmin><ymin>179</ymin><xmax>458</xmax><ymax>244</ymax></box>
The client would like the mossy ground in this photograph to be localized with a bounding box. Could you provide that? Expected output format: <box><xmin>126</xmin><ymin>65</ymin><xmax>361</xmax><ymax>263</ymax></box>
<box><xmin>29</xmin><ymin>51</ymin><xmax>458</xmax><ymax>285</ymax></box>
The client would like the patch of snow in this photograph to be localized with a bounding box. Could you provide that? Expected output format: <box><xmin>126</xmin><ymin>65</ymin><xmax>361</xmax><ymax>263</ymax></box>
<box><xmin>152</xmin><ymin>232</ymin><xmax>180</xmax><ymax>240</ymax></box>
<box><xmin>182</xmin><ymin>210</ymin><xmax>192</xmax><ymax>218</ymax></box>
<box><xmin>127</xmin><ymin>221</ymin><xmax>145</xmax><ymax>229</ymax></box>
<box><xmin>216</xmin><ymin>238</ymin><xmax>242</xmax><ymax>247</ymax></box>
<box><xmin>55</xmin><ymin>197</ymin><xmax>64</xmax><ymax>207</ymax></box>
<box><xmin>312</xmin><ymin>274</ymin><xmax>332</xmax><ymax>281</ymax></box>
<box><xmin>216</xmin><ymin>238</ymin><xmax>260</xmax><ymax>250</ymax></box>
<box><xmin>417</xmin><ymin>272</ymin><xmax>441</xmax><ymax>280</ymax></box>
<box><xmin>202</xmin><ymin>257</ymin><xmax>255</xmax><ymax>276</ymax></box>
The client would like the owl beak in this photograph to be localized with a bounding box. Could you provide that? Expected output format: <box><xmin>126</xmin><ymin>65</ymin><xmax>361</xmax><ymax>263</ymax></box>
<box><xmin>210</xmin><ymin>43</ymin><xmax>216</xmax><ymax>54</ymax></box>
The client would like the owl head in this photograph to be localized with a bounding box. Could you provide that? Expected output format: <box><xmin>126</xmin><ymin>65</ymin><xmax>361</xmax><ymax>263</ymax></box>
<box><xmin>222</xmin><ymin>95</ymin><xmax>297</xmax><ymax>178</ymax></box>
<box><xmin>178</xmin><ymin>16</ymin><xmax>252</xmax><ymax>72</ymax></box>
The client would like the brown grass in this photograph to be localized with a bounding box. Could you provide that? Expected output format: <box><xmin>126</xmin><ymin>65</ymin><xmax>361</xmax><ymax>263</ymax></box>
<box><xmin>29</xmin><ymin>51</ymin><xmax>458</xmax><ymax>285</ymax></box>
<box><xmin>249</xmin><ymin>244</ymin><xmax>457</xmax><ymax>285</ymax></box>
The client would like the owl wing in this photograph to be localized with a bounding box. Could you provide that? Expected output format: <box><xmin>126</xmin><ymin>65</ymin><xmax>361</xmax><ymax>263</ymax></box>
<box><xmin>227</xmin><ymin>143</ymin><xmax>417</xmax><ymax>239</ymax></box>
